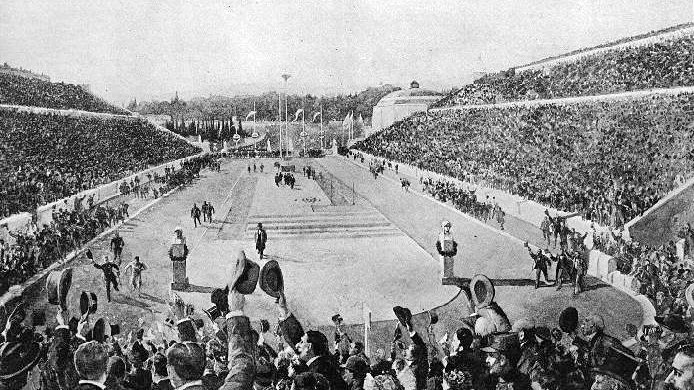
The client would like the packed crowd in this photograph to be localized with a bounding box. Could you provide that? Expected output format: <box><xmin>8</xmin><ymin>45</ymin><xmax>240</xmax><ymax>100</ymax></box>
<box><xmin>0</xmin><ymin>110</ymin><xmax>201</xmax><ymax>217</ymax></box>
<box><xmin>0</xmin><ymin>154</ymin><xmax>215</xmax><ymax>296</ymax></box>
<box><xmin>356</xmin><ymin>93</ymin><xmax>694</xmax><ymax>227</ymax></box>
<box><xmin>0</xmin><ymin>73</ymin><xmax>129</xmax><ymax>115</ymax></box>
<box><xmin>586</xmin><ymin>223</ymin><xmax>694</xmax><ymax>319</ymax></box>
<box><xmin>5</xmin><ymin>269</ymin><xmax>694</xmax><ymax>390</ymax></box>
<box><xmin>421</xmin><ymin>178</ymin><xmax>506</xmax><ymax>230</ymax></box>
<box><xmin>433</xmin><ymin>32</ymin><xmax>694</xmax><ymax>108</ymax></box>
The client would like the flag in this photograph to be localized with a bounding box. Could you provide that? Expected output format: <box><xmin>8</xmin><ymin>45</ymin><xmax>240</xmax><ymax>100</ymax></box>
<box><xmin>342</xmin><ymin>112</ymin><xmax>353</xmax><ymax>127</ymax></box>
<box><xmin>294</xmin><ymin>109</ymin><xmax>304</xmax><ymax>121</ymax></box>
<box><xmin>312</xmin><ymin>112</ymin><xmax>322</xmax><ymax>122</ymax></box>
<box><xmin>245</xmin><ymin>111</ymin><xmax>257</xmax><ymax>120</ymax></box>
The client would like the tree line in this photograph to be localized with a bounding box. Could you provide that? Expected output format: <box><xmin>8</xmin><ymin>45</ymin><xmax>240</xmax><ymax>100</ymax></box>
<box><xmin>129</xmin><ymin>84</ymin><xmax>402</xmax><ymax>139</ymax></box>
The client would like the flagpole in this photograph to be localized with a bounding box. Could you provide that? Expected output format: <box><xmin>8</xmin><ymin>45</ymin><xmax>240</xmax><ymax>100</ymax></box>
<box><xmin>320</xmin><ymin>105</ymin><xmax>323</xmax><ymax>149</ymax></box>
<box><xmin>302</xmin><ymin>110</ymin><xmax>306</xmax><ymax>158</ymax></box>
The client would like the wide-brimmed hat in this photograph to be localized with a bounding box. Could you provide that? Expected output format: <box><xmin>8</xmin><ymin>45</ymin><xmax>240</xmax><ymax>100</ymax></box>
<box><xmin>227</xmin><ymin>250</ymin><xmax>260</xmax><ymax>295</ymax></box>
<box><xmin>655</xmin><ymin>314</ymin><xmax>690</xmax><ymax>334</ymax></box>
<box><xmin>441</xmin><ymin>220</ymin><xmax>452</xmax><ymax>228</ymax></box>
<box><xmin>79</xmin><ymin>291</ymin><xmax>98</xmax><ymax>316</ymax></box>
<box><xmin>392</xmin><ymin>306</ymin><xmax>412</xmax><ymax>328</ymax></box>
<box><xmin>591</xmin><ymin>345</ymin><xmax>641</xmax><ymax>389</ymax></box>
<box><xmin>0</xmin><ymin>341</ymin><xmax>41</xmax><ymax>380</ymax></box>
<box><xmin>259</xmin><ymin>260</ymin><xmax>284</xmax><ymax>298</ymax></box>
<box><xmin>470</xmin><ymin>274</ymin><xmax>495</xmax><ymax>309</ymax></box>
<box><xmin>46</xmin><ymin>268</ymin><xmax>73</xmax><ymax>310</ymax></box>
<box><xmin>174</xmin><ymin>226</ymin><xmax>183</xmax><ymax>232</ymax></box>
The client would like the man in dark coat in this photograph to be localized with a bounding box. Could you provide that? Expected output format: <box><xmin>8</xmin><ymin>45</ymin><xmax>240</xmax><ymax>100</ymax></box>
<box><xmin>110</xmin><ymin>231</ymin><xmax>124</xmax><ymax>264</ymax></box>
<box><xmin>190</xmin><ymin>203</ymin><xmax>202</xmax><ymax>227</ymax></box>
<box><xmin>402</xmin><ymin>318</ymin><xmax>429</xmax><ymax>390</ymax></box>
<box><xmin>255</xmin><ymin>223</ymin><xmax>268</xmax><ymax>260</ymax></box>
<box><xmin>93</xmin><ymin>255</ymin><xmax>120</xmax><ymax>302</ymax></box>
<box><xmin>525</xmin><ymin>244</ymin><xmax>550</xmax><ymax>289</ymax></box>
<box><xmin>278</xmin><ymin>292</ymin><xmax>347</xmax><ymax>390</ymax></box>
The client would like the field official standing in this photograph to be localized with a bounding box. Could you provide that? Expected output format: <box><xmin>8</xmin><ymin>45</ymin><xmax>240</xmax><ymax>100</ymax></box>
<box><xmin>255</xmin><ymin>223</ymin><xmax>267</xmax><ymax>259</ymax></box>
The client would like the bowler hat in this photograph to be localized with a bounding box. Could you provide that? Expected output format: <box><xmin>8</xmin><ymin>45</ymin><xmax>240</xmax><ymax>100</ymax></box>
<box><xmin>655</xmin><ymin>314</ymin><xmax>690</xmax><ymax>334</ymax></box>
<box><xmin>0</xmin><ymin>341</ymin><xmax>41</xmax><ymax>380</ymax></box>
<box><xmin>591</xmin><ymin>345</ymin><xmax>641</xmax><ymax>389</ymax></box>
<box><xmin>259</xmin><ymin>260</ymin><xmax>284</xmax><ymax>298</ymax></box>
<box><xmin>227</xmin><ymin>250</ymin><xmax>260</xmax><ymax>295</ymax></box>
<box><xmin>392</xmin><ymin>306</ymin><xmax>412</xmax><ymax>328</ymax></box>
<box><xmin>46</xmin><ymin>268</ymin><xmax>73</xmax><ymax>310</ymax></box>
<box><xmin>470</xmin><ymin>274</ymin><xmax>495</xmax><ymax>309</ymax></box>
<box><xmin>559</xmin><ymin>307</ymin><xmax>579</xmax><ymax>333</ymax></box>
<box><xmin>79</xmin><ymin>291</ymin><xmax>98</xmax><ymax>316</ymax></box>
<box><xmin>331</xmin><ymin>314</ymin><xmax>343</xmax><ymax>324</ymax></box>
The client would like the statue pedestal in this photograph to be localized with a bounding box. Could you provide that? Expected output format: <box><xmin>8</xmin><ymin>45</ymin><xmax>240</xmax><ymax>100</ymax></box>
<box><xmin>171</xmin><ymin>259</ymin><xmax>189</xmax><ymax>290</ymax></box>
<box><xmin>442</xmin><ymin>256</ymin><xmax>454</xmax><ymax>278</ymax></box>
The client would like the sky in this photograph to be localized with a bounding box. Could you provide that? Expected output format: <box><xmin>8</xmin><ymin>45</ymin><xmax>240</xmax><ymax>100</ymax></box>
<box><xmin>1</xmin><ymin>0</ymin><xmax>692</xmax><ymax>105</ymax></box>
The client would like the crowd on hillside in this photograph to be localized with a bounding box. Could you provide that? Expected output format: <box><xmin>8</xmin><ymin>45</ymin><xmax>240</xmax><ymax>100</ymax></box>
<box><xmin>0</xmin><ymin>110</ymin><xmax>201</xmax><ymax>218</ymax></box>
<box><xmin>0</xmin><ymin>73</ymin><xmax>129</xmax><ymax>115</ymax></box>
<box><xmin>5</xmin><ymin>270</ymin><xmax>694</xmax><ymax>390</ymax></box>
<box><xmin>0</xmin><ymin>154</ymin><xmax>215</xmax><ymax>296</ymax></box>
<box><xmin>433</xmin><ymin>33</ymin><xmax>694</xmax><ymax>108</ymax></box>
<box><xmin>356</xmin><ymin>93</ymin><xmax>694</xmax><ymax>227</ymax></box>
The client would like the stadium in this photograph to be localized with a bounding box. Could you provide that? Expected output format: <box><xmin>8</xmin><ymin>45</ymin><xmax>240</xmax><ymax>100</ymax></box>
<box><xmin>1</xmin><ymin>2</ymin><xmax>694</xmax><ymax>390</ymax></box>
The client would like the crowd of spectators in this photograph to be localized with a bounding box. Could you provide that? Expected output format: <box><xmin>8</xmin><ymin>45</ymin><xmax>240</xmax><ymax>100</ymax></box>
<box><xmin>0</xmin><ymin>154</ymin><xmax>215</xmax><ymax>297</ymax></box>
<box><xmin>433</xmin><ymin>32</ymin><xmax>694</xmax><ymax>108</ymax></box>
<box><xmin>589</xmin><ymin>223</ymin><xmax>694</xmax><ymax>318</ymax></box>
<box><xmin>5</xmin><ymin>269</ymin><xmax>694</xmax><ymax>390</ymax></box>
<box><xmin>0</xmin><ymin>73</ymin><xmax>129</xmax><ymax>115</ymax></box>
<box><xmin>356</xmin><ymin>93</ymin><xmax>694</xmax><ymax>227</ymax></box>
<box><xmin>0</xmin><ymin>109</ymin><xmax>201</xmax><ymax>218</ymax></box>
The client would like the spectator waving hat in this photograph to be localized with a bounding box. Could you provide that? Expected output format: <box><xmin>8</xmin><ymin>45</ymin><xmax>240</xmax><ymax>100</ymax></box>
<box><xmin>469</xmin><ymin>274</ymin><xmax>495</xmax><ymax>309</ymax></box>
<box><xmin>227</xmin><ymin>250</ymin><xmax>260</xmax><ymax>294</ymax></box>
<box><xmin>46</xmin><ymin>268</ymin><xmax>72</xmax><ymax>311</ymax></box>
<box><xmin>260</xmin><ymin>260</ymin><xmax>284</xmax><ymax>298</ymax></box>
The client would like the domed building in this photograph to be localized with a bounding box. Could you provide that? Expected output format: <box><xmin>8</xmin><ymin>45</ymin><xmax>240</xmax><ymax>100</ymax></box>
<box><xmin>371</xmin><ymin>81</ymin><xmax>443</xmax><ymax>134</ymax></box>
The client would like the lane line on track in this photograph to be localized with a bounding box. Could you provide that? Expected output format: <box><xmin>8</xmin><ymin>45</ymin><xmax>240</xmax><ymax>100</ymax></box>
<box><xmin>188</xmin><ymin>167</ymin><xmax>246</xmax><ymax>255</ymax></box>
<box><xmin>334</xmin><ymin>156</ymin><xmax>535</xmax><ymax>249</ymax></box>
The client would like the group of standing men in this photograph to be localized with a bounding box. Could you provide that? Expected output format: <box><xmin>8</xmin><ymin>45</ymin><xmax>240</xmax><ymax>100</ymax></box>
<box><xmin>190</xmin><ymin>201</ymin><xmax>215</xmax><ymax>227</ymax></box>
